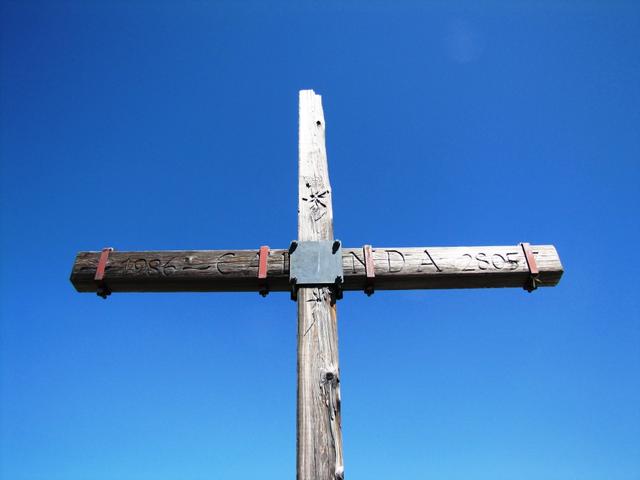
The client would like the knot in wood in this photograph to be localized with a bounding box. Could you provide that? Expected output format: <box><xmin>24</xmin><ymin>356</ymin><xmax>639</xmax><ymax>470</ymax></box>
<box><xmin>321</xmin><ymin>368</ymin><xmax>339</xmax><ymax>386</ymax></box>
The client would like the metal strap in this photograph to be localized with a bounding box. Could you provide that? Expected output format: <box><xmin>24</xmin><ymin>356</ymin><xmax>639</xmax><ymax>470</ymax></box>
<box><xmin>258</xmin><ymin>245</ymin><xmax>269</xmax><ymax>297</ymax></box>
<box><xmin>95</xmin><ymin>247</ymin><xmax>114</xmax><ymax>299</ymax></box>
<box><xmin>363</xmin><ymin>244</ymin><xmax>375</xmax><ymax>296</ymax></box>
<box><xmin>520</xmin><ymin>242</ymin><xmax>539</xmax><ymax>292</ymax></box>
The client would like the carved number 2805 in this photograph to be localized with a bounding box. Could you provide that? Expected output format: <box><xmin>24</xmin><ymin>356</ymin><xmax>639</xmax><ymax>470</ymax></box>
<box><xmin>460</xmin><ymin>252</ymin><xmax>520</xmax><ymax>271</ymax></box>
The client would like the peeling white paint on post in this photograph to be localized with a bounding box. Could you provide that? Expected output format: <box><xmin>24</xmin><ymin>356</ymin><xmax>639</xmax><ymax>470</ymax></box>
<box><xmin>297</xmin><ymin>90</ymin><xmax>344</xmax><ymax>480</ymax></box>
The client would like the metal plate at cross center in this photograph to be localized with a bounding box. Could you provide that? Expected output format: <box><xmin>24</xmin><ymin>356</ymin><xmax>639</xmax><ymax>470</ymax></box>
<box><xmin>289</xmin><ymin>240</ymin><xmax>343</xmax><ymax>287</ymax></box>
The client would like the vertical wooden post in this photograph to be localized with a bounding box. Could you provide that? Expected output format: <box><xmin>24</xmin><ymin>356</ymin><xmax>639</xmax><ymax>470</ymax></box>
<box><xmin>297</xmin><ymin>90</ymin><xmax>344</xmax><ymax>480</ymax></box>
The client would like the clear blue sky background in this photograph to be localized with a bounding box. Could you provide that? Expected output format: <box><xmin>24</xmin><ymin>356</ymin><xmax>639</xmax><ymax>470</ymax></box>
<box><xmin>1</xmin><ymin>1</ymin><xmax>639</xmax><ymax>479</ymax></box>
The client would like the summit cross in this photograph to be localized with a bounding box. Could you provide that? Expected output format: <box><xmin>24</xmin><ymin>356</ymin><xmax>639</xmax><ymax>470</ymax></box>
<box><xmin>71</xmin><ymin>89</ymin><xmax>564</xmax><ymax>480</ymax></box>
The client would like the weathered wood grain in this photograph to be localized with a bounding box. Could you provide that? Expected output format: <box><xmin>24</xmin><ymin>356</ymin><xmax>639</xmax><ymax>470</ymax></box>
<box><xmin>297</xmin><ymin>90</ymin><xmax>343</xmax><ymax>480</ymax></box>
<box><xmin>70</xmin><ymin>245</ymin><xmax>563</xmax><ymax>293</ymax></box>
<box><xmin>68</xmin><ymin>87</ymin><xmax>567</xmax><ymax>480</ymax></box>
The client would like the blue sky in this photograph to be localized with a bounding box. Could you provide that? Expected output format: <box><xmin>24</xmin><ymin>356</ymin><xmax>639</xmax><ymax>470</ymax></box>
<box><xmin>1</xmin><ymin>1</ymin><xmax>639</xmax><ymax>479</ymax></box>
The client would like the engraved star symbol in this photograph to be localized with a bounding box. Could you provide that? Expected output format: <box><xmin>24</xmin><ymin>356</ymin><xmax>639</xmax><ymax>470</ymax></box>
<box><xmin>302</xmin><ymin>183</ymin><xmax>329</xmax><ymax>221</ymax></box>
<box><xmin>301</xmin><ymin>186</ymin><xmax>329</xmax><ymax>209</ymax></box>
<box><xmin>306</xmin><ymin>288</ymin><xmax>327</xmax><ymax>304</ymax></box>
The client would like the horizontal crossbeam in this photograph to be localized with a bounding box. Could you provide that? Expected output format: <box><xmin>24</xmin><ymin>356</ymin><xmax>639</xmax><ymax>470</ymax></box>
<box><xmin>70</xmin><ymin>245</ymin><xmax>563</xmax><ymax>294</ymax></box>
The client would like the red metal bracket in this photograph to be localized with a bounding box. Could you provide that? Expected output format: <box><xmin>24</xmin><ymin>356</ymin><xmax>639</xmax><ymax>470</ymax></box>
<box><xmin>258</xmin><ymin>245</ymin><xmax>270</xmax><ymax>297</ymax></box>
<box><xmin>520</xmin><ymin>242</ymin><xmax>539</xmax><ymax>292</ymax></box>
<box><xmin>363</xmin><ymin>244</ymin><xmax>375</xmax><ymax>296</ymax></box>
<box><xmin>95</xmin><ymin>247</ymin><xmax>114</xmax><ymax>299</ymax></box>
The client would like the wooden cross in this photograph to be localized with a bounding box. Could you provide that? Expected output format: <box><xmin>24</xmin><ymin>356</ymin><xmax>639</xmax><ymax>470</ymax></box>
<box><xmin>71</xmin><ymin>90</ymin><xmax>563</xmax><ymax>480</ymax></box>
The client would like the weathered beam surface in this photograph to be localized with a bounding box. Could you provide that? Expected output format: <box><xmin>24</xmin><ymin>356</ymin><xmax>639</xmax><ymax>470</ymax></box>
<box><xmin>70</xmin><ymin>245</ymin><xmax>563</xmax><ymax>293</ymax></box>
<box><xmin>297</xmin><ymin>90</ymin><xmax>343</xmax><ymax>480</ymax></box>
